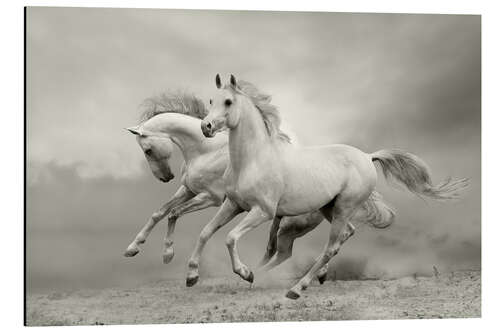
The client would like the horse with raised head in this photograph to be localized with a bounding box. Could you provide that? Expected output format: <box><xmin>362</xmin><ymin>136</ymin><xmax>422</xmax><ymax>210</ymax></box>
<box><xmin>195</xmin><ymin>74</ymin><xmax>467</xmax><ymax>299</ymax></box>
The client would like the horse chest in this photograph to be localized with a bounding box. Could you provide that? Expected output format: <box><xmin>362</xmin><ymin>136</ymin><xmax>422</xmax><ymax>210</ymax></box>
<box><xmin>223</xmin><ymin>178</ymin><xmax>250</xmax><ymax>210</ymax></box>
<box><xmin>225</xmin><ymin>170</ymin><xmax>273</xmax><ymax>210</ymax></box>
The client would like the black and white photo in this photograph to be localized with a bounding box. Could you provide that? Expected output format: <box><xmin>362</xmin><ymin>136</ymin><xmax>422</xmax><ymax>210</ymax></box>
<box><xmin>25</xmin><ymin>6</ymin><xmax>481</xmax><ymax>326</ymax></box>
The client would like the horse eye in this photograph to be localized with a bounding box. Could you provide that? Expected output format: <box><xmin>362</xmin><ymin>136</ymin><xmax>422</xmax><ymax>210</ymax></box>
<box><xmin>209</xmin><ymin>99</ymin><xmax>212</xmax><ymax>105</ymax></box>
<box><xmin>145</xmin><ymin>149</ymin><xmax>152</xmax><ymax>155</ymax></box>
<box><xmin>225</xmin><ymin>99</ymin><xmax>232</xmax><ymax>107</ymax></box>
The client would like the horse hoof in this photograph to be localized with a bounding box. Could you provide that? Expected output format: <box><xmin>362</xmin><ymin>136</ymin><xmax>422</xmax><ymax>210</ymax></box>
<box><xmin>318</xmin><ymin>274</ymin><xmax>327</xmax><ymax>285</ymax></box>
<box><xmin>186</xmin><ymin>275</ymin><xmax>199</xmax><ymax>287</ymax></box>
<box><xmin>285</xmin><ymin>290</ymin><xmax>301</xmax><ymax>300</ymax></box>
<box><xmin>244</xmin><ymin>271</ymin><xmax>254</xmax><ymax>284</ymax></box>
<box><xmin>124</xmin><ymin>246</ymin><xmax>139</xmax><ymax>257</ymax></box>
<box><xmin>162</xmin><ymin>250</ymin><xmax>174</xmax><ymax>264</ymax></box>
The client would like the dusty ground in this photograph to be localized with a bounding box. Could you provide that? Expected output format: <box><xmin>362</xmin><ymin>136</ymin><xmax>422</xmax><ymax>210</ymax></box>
<box><xmin>26</xmin><ymin>270</ymin><xmax>480</xmax><ymax>326</ymax></box>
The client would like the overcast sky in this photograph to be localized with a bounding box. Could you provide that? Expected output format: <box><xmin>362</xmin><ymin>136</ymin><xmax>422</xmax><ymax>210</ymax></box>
<box><xmin>26</xmin><ymin>8</ymin><xmax>480</xmax><ymax>293</ymax></box>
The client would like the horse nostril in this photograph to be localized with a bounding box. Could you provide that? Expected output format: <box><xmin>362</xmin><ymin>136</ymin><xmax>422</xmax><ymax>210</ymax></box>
<box><xmin>201</xmin><ymin>122</ymin><xmax>212</xmax><ymax>137</ymax></box>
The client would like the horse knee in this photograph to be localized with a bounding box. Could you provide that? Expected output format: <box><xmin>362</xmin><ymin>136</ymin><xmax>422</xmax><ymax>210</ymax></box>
<box><xmin>151</xmin><ymin>212</ymin><xmax>163</xmax><ymax>222</ymax></box>
<box><xmin>225</xmin><ymin>233</ymin><xmax>237</xmax><ymax>249</ymax></box>
<box><xmin>325</xmin><ymin>247</ymin><xmax>339</xmax><ymax>259</ymax></box>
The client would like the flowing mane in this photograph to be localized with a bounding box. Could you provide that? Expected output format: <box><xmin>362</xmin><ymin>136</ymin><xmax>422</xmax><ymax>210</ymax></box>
<box><xmin>139</xmin><ymin>90</ymin><xmax>208</xmax><ymax>122</ymax></box>
<box><xmin>233</xmin><ymin>80</ymin><xmax>291</xmax><ymax>143</ymax></box>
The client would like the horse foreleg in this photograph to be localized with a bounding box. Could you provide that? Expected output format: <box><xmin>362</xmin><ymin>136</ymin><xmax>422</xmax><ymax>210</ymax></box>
<box><xmin>226</xmin><ymin>207</ymin><xmax>274</xmax><ymax>283</ymax></box>
<box><xmin>124</xmin><ymin>185</ymin><xmax>193</xmax><ymax>257</ymax></box>
<box><xmin>162</xmin><ymin>192</ymin><xmax>217</xmax><ymax>264</ymax></box>
<box><xmin>186</xmin><ymin>198</ymin><xmax>242</xmax><ymax>287</ymax></box>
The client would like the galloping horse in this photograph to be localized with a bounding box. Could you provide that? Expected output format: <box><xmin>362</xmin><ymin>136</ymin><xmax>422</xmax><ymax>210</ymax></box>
<box><xmin>124</xmin><ymin>92</ymin><xmax>227</xmax><ymax>263</ymax></box>
<box><xmin>194</xmin><ymin>74</ymin><xmax>467</xmax><ymax>299</ymax></box>
<box><xmin>124</xmin><ymin>92</ymin><xmax>394</xmax><ymax>284</ymax></box>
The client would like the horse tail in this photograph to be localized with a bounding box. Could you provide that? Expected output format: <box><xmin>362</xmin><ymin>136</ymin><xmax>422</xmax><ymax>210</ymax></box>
<box><xmin>353</xmin><ymin>191</ymin><xmax>395</xmax><ymax>229</ymax></box>
<box><xmin>370</xmin><ymin>149</ymin><xmax>468</xmax><ymax>200</ymax></box>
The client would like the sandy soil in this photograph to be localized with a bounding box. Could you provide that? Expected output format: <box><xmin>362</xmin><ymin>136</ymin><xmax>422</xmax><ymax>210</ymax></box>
<box><xmin>26</xmin><ymin>270</ymin><xmax>480</xmax><ymax>326</ymax></box>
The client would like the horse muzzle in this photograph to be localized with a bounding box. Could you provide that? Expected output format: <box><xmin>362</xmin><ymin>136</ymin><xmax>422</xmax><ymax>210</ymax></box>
<box><xmin>201</xmin><ymin>121</ymin><xmax>215</xmax><ymax>138</ymax></box>
<box><xmin>157</xmin><ymin>170</ymin><xmax>174</xmax><ymax>183</ymax></box>
<box><xmin>159</xmin><ymin>174</ymin><xmax>174</xmax><ymax>183</ymax></box>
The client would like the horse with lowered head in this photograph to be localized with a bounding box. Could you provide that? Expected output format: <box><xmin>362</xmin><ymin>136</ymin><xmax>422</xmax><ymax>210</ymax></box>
<box><xmin>124</xmin><ymin>91</ymin><xmax>227</xmax><ymax>263</ymax></box>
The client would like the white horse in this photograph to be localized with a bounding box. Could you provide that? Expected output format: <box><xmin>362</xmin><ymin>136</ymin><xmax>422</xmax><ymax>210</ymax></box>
<box><xmin>124</xmin><ymin>92</ymin><xmax>394</xmax><ymax>284</ymax></box>
<box><xmin>124</xmin><ymin>92</ymin><xmax>228</xmax><ymax>263</ymax></box>
<box><xmin>194</xmin><ymin>74</ymin><xmax>467</xmax><ymax>299</ymax></box>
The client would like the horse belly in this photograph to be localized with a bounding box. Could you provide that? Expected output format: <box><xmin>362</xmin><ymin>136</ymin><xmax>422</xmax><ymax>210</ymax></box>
<box><xmin>225</xmin><ymin>187</ymin><xmax>252</xmax><ymax>211</ymax></box>
<box><xmin>277</xmin><ymin>175</ymin><xmax>343</xmax><ymax>216</ymax></box>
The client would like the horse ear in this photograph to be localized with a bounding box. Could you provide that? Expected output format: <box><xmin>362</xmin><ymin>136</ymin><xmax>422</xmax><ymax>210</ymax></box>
<box><xmin>125</xmin><ymin>126</ymin><xmax>142</xmax><ymax>136</ymax></box>
<box><xmin>230</xmin><ymin>74</ymin><xmax>237</xmax><ymax>88</ymax></box>
<box><xmin>215</xmin><ymin>74</ymin><xmax>222</xmax><ymax>89</ymax></box>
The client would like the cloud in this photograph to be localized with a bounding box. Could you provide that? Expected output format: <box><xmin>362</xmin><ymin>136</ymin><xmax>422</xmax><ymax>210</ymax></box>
<box><xmin>27</xmin><ymin>9</ymin><xmax>480</xmax><ymax>178</ymax></box>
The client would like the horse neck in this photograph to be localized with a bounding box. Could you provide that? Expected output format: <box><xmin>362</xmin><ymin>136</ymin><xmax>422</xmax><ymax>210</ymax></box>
<box><xmin>148</xmin><ymin>113</ymin><xmax>211</xmax><ymax>163</ymax></box>
<box><xmin>228</xmin><ymin>102</ymin><xmax>273</xmax><ymax>173</ymax></box>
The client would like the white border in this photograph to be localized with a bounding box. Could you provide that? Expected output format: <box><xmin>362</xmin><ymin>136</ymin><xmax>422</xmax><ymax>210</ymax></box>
<box><xmin>2</xmin><ymin>0</ymin><xmax>498</xmax><ymax>332</ymax></box>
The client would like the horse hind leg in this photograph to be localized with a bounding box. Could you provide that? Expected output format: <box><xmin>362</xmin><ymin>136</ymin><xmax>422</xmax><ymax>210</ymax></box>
<box><xmin>162</xmin><ymin>192</ymin><xmax>216</xmax><ymax>264</ymax></box>
<box><xmin>260</xmin><ymin>228</ymin><xmax>295</xmax><ymax>272</ymax></box>
<box><xmin>316</xmin><ymin>222</ymin><xmax>355</xmax><ymax>284</ymax></box>
<box><xmin>286</xmin><ymin>196</ymin><xmax>358</xmax><ymax>299</ymax></box>
<box><xmin>259</xmin><ymin>216</ymin><xmax>281</xmax><ymax>267</ymax></box>
<box><xmin>261</xmin><ymin>214</ymin><xmax>323</xmax><ymax>272</ymax></box>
